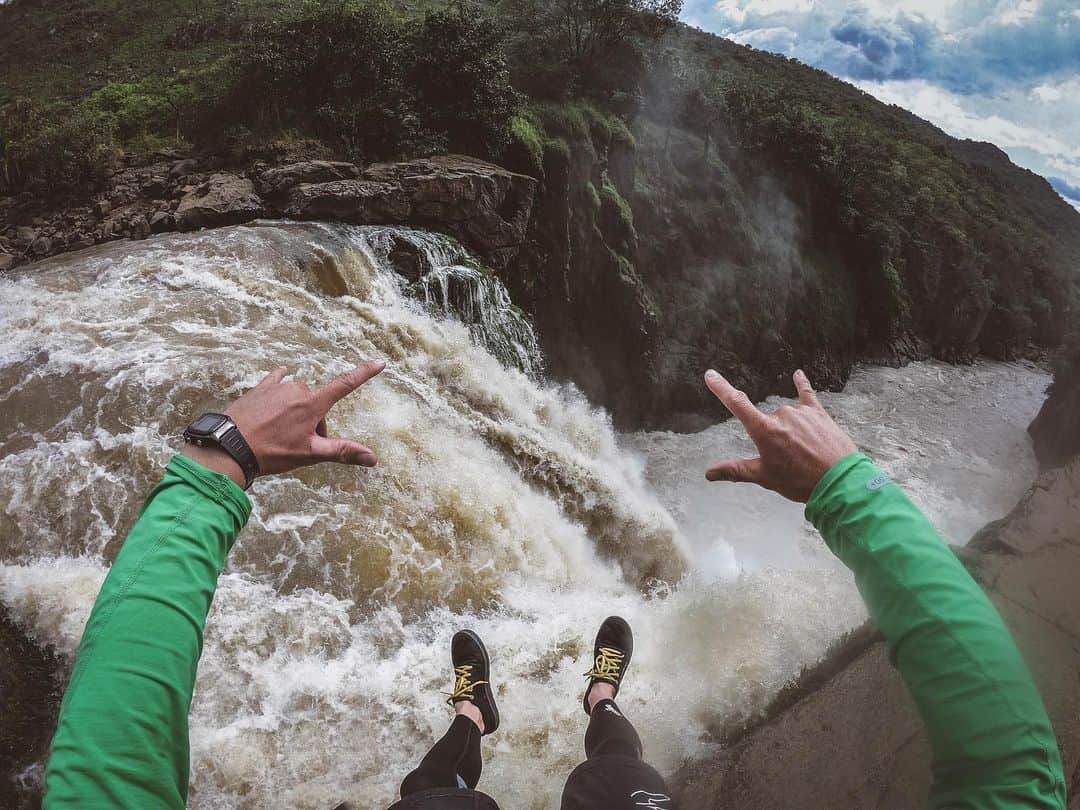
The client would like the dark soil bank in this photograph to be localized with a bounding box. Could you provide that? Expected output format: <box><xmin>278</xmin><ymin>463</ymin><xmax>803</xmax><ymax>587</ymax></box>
<box><xmin>0</xmin><ymin>605</ymin><xmax>62</xmax><ymax>810</ymax></box>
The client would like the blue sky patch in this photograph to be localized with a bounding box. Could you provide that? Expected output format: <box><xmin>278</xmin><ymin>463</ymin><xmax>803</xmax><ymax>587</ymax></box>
<box><xmin>680</xmin><ymin>0</ymin><xmax>1080</xmax><ymax>210</ymax></box>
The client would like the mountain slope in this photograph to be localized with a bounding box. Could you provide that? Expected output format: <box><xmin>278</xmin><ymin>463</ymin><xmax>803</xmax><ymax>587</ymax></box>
<box><xmin>1</xmin><ymin>0</ymin><xmax>1077</xmax><ymax>428</ymax></box>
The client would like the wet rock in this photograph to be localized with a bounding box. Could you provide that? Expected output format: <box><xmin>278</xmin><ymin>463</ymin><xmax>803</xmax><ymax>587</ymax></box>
<box><xmin>0</xmin><ymin>253</ymin><xmax>16</xmax><ymax>272</ymax></box>
<box><xmin>169</xmin><ymin>158</ymin><xmax>200</xmax><ymax>179</ymax></box>
<box><xmin>29</xmin><ymin>236</ymin><xmax>52</xmax><ymax>257</ymax></box>
<box><xmin>94</xmin><ymin>200</ymin><xmax>111</xmax><ymax>218</ymax></box>
<box><xmin>175</xmin><ymin>173</ymin><xmax>263</xmax><ymax>231</ymax></box>
<box><xmin>14</xmin><ymin>227</ymin><xmax>37</xmax><ymax>250</ymax></box>
<box><xmin>149</xmin><ymin>211</ymin><xmax>175</xmax><ymax>234</ymax></box>
<box><xmin>287</xmin><ymin>155</ymin><xmax>536</xmax><ymax>270</ymax></box>
<box><xmin>257</xmin><ymin>160</ymin><xmax>360</xmax><ymax>198</ymax></box>
<box><xmin>285</xmin><ymin>180</ymin><xmax>410</xmax><ymax>223</ymax></box>
<box><xmin>130</xmin><ymin>217</ymin><xmax>151</xmax><ymax>240</ymax></box>
<box><xmin>387</xmin><ymin>236</ymin><xmax>425</xmax><ymax>283</ymax></box>
<box><xmin>1029</xmin><ymin>340</ymin><xmax>1080</xmax><ymax>471</ymax></box>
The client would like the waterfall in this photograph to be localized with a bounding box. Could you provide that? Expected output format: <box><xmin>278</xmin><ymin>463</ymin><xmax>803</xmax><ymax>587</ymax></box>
<box><xmin>0</xmin><ymin>221</ymin><xmax>1047</xmax><ymax>808</ymax></box>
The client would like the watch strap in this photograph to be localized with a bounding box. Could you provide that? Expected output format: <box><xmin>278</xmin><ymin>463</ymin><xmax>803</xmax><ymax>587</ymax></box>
<box><xmin>216</xmin><ymin>423</ymin><xmax>260</xmax><ymax>489</ymax></box>
<box><xmin>183</xmin><ymin>414</ymin><xmax>260</xmax><ymax>489</ymax></box>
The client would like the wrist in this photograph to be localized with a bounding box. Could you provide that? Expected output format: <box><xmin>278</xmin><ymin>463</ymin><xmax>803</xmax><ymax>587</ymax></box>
<box><xmin>180</xmin><ymin>444</ymin><xmax>248</xmax><ymax>490</ymax></box>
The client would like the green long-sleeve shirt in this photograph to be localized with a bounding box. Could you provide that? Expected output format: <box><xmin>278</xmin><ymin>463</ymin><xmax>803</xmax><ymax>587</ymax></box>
<box><xmin>806</xmin><ymin>453</ymin><xmax>1065</xmax><ymax>808</ymax></box>
<box><xmin>45</xmin><ymin>454</ymin><xmax>251</xmax><ymax>808</ymax></box>
<box><xmin>44</xmin><ymin>452</ymin><xmax>1065</xmax><ymax>807</ymax></box>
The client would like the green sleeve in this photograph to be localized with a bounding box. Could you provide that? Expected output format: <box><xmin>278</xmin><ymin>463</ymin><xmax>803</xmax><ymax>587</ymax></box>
<box><xmin>806</xmin><ymin>453</ymin><xmax>1065</xmax><ymax>809</ymax></box>
<box><xmin>44</xmin><ymin>454</ymin><xmax>251</xmax><ymax>809</ymax></box>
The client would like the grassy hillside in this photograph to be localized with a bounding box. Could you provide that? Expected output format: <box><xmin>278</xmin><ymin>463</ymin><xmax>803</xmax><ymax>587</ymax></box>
<box><xmin>2</xmin><ymin>0</ymin><xmax>1078</xmax><ymax>426</ymax></box>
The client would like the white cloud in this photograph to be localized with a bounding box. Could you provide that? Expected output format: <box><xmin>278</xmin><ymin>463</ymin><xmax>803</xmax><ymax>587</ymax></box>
<box><xmin>998</xmin><ymin>0</ymin><xmax>1040</xmax><ymax>26</ymax></box>
<box><xmin>682</xmin><ymin>0</ymin><xmax>1080</xmax><ymax>208</ymax></box>
<box><xmin>714</xmin><ymin>0</ymin><xmax>816</xmax><ymax>28</ymax></box>
<box><xmin>854</xmin><ymin>78</ymin><xmax>1080</xmax><ymax>200</ymax></box>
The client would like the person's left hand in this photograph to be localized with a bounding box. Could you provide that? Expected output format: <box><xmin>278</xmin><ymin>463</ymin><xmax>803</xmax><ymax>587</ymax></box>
<box><xmin>182</xmin><ymin>360</ymin><xmax>385</xmax><ymax>488</ymax></box>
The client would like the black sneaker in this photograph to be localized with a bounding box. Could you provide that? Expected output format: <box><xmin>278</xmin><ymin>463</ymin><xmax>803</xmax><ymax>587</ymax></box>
<box><xmin>446</xmin><ymin>629</ymin><xmax>499</xmax><ymax>735</ymax></box>
<box><xmin>582</xmin><ymin>616</ymin><xmax>634</xmax><ymax>715</ymax></box>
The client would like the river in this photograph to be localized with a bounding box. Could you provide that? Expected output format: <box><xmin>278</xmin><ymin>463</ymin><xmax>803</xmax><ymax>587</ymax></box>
<box><xmin>0</xmin><ymin>223</ymin><xmax>1048</xmax><ymax>808</ymax></box>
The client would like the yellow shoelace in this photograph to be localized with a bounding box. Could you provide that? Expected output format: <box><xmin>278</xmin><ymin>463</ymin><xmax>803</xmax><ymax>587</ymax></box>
<box><xmin>585</xmin><ymin>646</ymin><xmax>625</xmax><ymax>681</ymax></box>
<box><xmin>445</xmin><ymin>664</ymin><xmax>487</xmax><ymax>704</ymax></box>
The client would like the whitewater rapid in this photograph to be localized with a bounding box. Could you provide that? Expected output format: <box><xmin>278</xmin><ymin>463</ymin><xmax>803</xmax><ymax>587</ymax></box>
<box><xmin>0</xmin><ymin>223</ymin><xmax>1048</xmax><ymax>808</ymax></box>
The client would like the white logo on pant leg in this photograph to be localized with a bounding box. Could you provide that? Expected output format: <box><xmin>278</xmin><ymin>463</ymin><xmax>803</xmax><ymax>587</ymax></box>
<box><xmin>630</xmin><ymin>790</ymin><xmax>671</xmax><ymax>807</ymax></box>
<box><xmin>603</xmin><ymin>704</ymin><xmax>623</xmax><ymax>718</ymax></box>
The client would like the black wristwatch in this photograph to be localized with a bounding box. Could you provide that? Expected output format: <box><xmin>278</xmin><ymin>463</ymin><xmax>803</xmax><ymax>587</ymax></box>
<box><xmin>182</xmin><ymin>413</ymin><xmax>260</xmax><ymax>489</ymax></box>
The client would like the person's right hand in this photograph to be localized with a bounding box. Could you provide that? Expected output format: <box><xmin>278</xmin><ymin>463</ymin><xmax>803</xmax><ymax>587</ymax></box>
<box><xmin>703</xmin><ymin>368</ymin><xmax>857</xmax><ymax>503</ymax></box>
<box><xmin>182</xmin><ymin>360</ymin><xmax>385</xmax><ymax>488</ymax></box>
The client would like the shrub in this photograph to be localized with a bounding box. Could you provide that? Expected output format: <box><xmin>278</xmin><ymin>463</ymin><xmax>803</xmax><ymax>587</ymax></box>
<box><xmin>84</xmin><ymin>77</ymin><xmax>197</xmax><ymax>144</ymax></box>
<box><xmin>206</xmin><ymin>1</ymin><xmax>520</xmax><ymax>162</ymax></box>
<box><xmin>0</xmin><ymin>97</ymin><xmax>115</xmax><ymax>193</ymax></box>
<box><xmin>230</xmin><ymin>0</ymin><xmax>410</xmax><ymax>159</ymax></box>
<box><xmin>509</xmin><ymin>114</ymin><xmax>544</xmax><ymax>175</ymax></box>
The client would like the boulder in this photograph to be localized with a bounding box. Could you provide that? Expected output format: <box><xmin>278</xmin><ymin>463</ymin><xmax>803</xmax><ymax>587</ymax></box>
<box><xmin>14</xmin><ymin>227</ymin><xmax>37</xmax><ymax>250</ymax></box>
<box><xmin>169</xmin><ymin>158</ymin><xmax>200</xmax><ymax>179</ymax></box>
<box><xmin>285</xmin><ymin>180</ymin><xmax>410</xmax><ymax>223</ymax></box>
<box><xmin>130</xmin><ymin>217</ymin><xmax>151</xmax><ymax>240</ymax></box>
<box><xmin>175</xmin><ymin>173</ymin><xmax>263</xmax><ymax>231</ymax></box>
<box><xmin>387</xmin><ymin>236</ymin><xmax>425</xmax><ymax>283</ymax></box>
<box><xmin>286</xmin><ymin>155</ymin><xmax>536</xmax><ymax>270</ymax></box>
<box><xmin>1029</xmin><ymin>342</ymin><xmax>1080</xmax><ymax>471</ymax></box>
<box><xmin>0</xmin><ymin>253</ymin><xmax>16</xmax><ymax>272</ymax></box>
<box><xmin>29</xmin><ymin>236</ymin><xmax>52</xmax><ymax>257</ymax></box>
<box><xmin>257</xmin><ymin>161</ymin><xmax>360</xmax><ymax>198</ymax></box>
<box><xmin>149</xmin><ymin>211</ymin><xmax>175</xmax><ymax>234</ymax></box>
<box><xmin>0</xmin><ymin>604</ymin><xmax>62</xmax><ymax>810</ymax></box>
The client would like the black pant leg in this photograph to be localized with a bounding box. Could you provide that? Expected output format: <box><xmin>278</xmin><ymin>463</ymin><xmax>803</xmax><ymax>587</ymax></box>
<box><xmin>400</xmin><ymin>715</ymin><xmax>482</xmax><ymax>796</ymax></box>
<box><xmin>456</xmin><ymin>719</ymin><xmax>483</xmax><ymax>789</ymax></box>
<box><xmin>584</xmin><ymin>699</ymin><xmax>643</xmax><ymax>760</ymax></box>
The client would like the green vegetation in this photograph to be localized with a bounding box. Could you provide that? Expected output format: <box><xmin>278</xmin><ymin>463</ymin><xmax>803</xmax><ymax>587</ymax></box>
<box><xmin>634</xmin><ymin>26</ymin><xmax>1080</xmax><ymax>351</ymax></box>
<box><xmin>0</xmin><ymin>0</ymin><xmax>1077</xmax><ymax>387</ymax></box>
<box><xmin>0</xmin><ymin>0</ymin><xmax>676</xmax><ymax>191</ymax></box>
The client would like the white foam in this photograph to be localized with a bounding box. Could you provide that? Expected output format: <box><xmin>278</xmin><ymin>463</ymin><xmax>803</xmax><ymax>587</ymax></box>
<box><xmin>0</xmin><ymin>223</ymin><xmax>1047</xmax><ymax>808</ymax></box>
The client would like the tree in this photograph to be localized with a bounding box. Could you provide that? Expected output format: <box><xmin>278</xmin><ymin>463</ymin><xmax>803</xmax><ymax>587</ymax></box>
<box><xmin>234</xmin><ymin>1</ymin><xmax>411</xmax><ymax>159</ymax></box>
<box><xmin>408</xmin><ymin>9</ymin><xmax>521</xmax><ymax>156</ymax></box>
<box><xmin>681</xmin><ymin>69</ymin><xmax>727</xmax><ymax>157</ymax></box>
<box><xmin>555</xmin><ymin>0</ymin><xmax>681</xmax><ymax>66</ymax></box>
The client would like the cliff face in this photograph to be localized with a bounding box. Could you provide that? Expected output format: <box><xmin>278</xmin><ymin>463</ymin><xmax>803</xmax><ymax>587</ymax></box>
<box><xmin>4</xmin><ymin>1</ymin><xmax>1078</xmax><ymax>431</ymax></box>
<box><xmin>498</xmin><ymin>28</ymin><xmax>1080</xmax><ymax>430</ymax></box>
<box><xmin>1030</xmin><ymin>337</ymin><xmax>1080</xmax><ymax>472</ymax></box>
<box><xmin>674</xmin><ymin>458</ymin><xmax>1080</xmax><ymax>808</ymax></box>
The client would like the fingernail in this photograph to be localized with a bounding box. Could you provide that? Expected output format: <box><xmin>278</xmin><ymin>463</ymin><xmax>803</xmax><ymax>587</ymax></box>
<box><xmin>359</xmin><ymin>451</ymin><xmax>377</xmax><ymax>467</ymax></box>
<box><xmin>705</xmin><ymin>369</ymin><xmax>720</xmax><ymax>381</ymax></box>
<box><xmin>795</xmin><ymin>369</ymin><xmax>806</xmax><ymax>379</ymax></box>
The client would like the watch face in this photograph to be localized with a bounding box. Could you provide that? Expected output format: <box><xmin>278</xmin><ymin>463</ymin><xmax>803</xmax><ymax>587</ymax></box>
<box><xmin>192</xmin><ymin>413</ymin><xmax>227</xmax><ymax>433</ymax></box>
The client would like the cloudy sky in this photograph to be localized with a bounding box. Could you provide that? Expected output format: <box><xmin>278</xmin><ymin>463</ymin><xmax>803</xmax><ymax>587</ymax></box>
<box><xmin>680</xmin><ymin>0</ymin><xmax>1080</xmax><ymax>211</ymax></box>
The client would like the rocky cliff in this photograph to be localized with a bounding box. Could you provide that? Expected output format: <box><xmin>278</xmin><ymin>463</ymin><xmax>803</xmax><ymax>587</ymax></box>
<box><xmin>1030</xmin><ymin>337</ymin><xmax>1080</xmax><ymax>472</ymax></box>
<box><xmin>675</xmin><ymin>458</ymin><xmax>1080</xmax><ymax>808</ymax></box>
<box><xmin>0</xmin><ymin>154</ymin><xmax>535</xmax><ymax>275</ymax></box>
<box><xmin>496</xmin><ymin>28</ymin><xmax>1080</xmax><ymax>429</ymax></box>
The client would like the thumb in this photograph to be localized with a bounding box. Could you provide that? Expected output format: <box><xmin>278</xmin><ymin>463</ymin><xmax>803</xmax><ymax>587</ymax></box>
<box><xmin>705</xmin><ymin>457</ymin><xmax>764</xmax><ymax>484</ymax></box>
<box><xmin>310</xmin><ymin>435</ymin><xmax>378</xmax><ymax>467</ymax></box>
